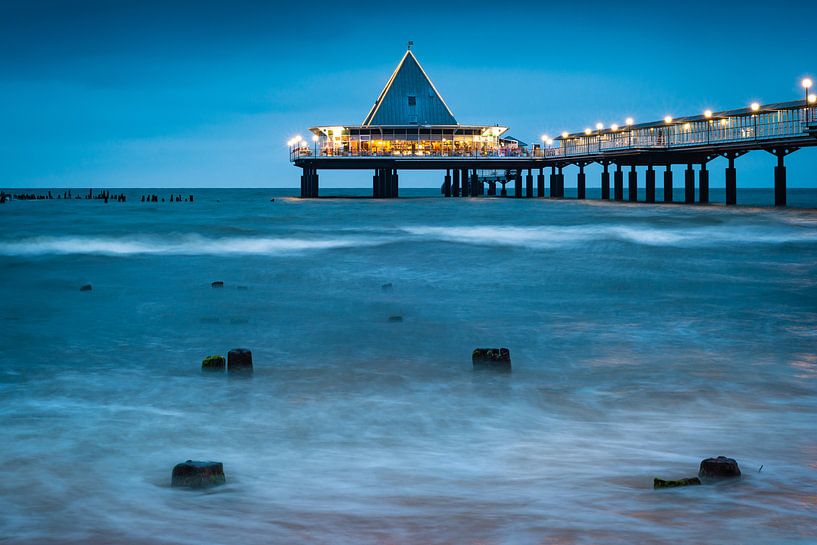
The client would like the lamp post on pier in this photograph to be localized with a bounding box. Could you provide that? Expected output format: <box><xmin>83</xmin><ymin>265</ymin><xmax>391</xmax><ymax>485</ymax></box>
<box><xmin>804</xmin><ymin>78</ymin><xmax>814</xmax><ymax>123</ymax></box>
<box><xmin>596</xmin><ymin>123</ymin><xmax>603</xmax><ymax>152</ymax></box>
<box><xmin>704</xmin><ymin>110</ymin><xmax>712</xmax><ymax>144</ymax></box>
<box><xmin>751</xmin><ymin>102</ymin><xmax>760</xmax><ymax>139</ymax></box>
<box><xmin>626</xmin><ymin>117</ymin><xmax>634</xmax><ymax>147</ymax></box>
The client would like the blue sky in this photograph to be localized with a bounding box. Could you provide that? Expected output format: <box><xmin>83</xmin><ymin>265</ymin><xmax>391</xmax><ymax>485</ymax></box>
<box><xmin>1</xmin><ymin>0</ymin><xmax>814</xmax><ymax>188</ymax></box>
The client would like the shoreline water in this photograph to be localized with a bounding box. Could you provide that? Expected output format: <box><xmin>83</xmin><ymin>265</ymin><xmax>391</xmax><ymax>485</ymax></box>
<box><xmin>1</xmin><ymin>189</ymin><xmax>816</xmax><ymax>544</ymax></box>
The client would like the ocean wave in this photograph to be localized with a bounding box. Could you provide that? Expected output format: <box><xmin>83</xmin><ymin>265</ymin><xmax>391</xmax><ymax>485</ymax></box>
<box><xmin>401</xmin><ymin>224</ymin><xmax>817</xmax><ymax>248</ymax></box>
<box><xmin>0</xmin><ymin>234</ymin><xmax>391</xmax><ymax>256</ymax></box>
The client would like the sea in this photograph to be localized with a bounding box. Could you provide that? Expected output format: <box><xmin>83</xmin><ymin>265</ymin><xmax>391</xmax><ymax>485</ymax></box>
<box><xmin>1</xmin><ymin>187</ymin><xmax>816</xmax><ymax>545</ymax></box>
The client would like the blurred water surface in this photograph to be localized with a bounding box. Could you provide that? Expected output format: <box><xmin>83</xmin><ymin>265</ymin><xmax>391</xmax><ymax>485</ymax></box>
<box><xmin>1</xmin><ymin>188</ymin><xmax>816</xmax><ymax>544</ymax></box>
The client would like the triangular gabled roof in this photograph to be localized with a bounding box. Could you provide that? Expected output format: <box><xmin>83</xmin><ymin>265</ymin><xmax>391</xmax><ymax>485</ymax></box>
<box><xmin>362</xmin><ymin>49</ymin><xmax>457</xmax><ymax>126</ymax></box>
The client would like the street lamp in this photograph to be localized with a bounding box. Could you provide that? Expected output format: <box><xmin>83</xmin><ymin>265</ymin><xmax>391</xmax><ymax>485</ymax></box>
<box><xmin>664</xmin><ymin>116</ymin><xmax>673</xmax><ymax>124</ymax></box>
<box><xmin>540</xmin><ymin>134</ymin><xmax>549</xmax><ymax>157</ymax></box>
<box><xmin>312</xmin><ymin>134</ymin><xmax>319</xmax><ymax>155</ymax></box>
<box><xmin>803</xmin><ymin>78</ymin><xmax>813</xmax><ymax>103</ymax></box>
<box><xmin>704</xmin><ymin>110</ymin><xmax>713</xmax><ymax>144</ymax></box>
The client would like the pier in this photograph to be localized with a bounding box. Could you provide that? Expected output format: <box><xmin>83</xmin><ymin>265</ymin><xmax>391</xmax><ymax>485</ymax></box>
<box><xmin>290</xmin><ymin>46</ymin><xmax>817</xmax><ymax>206</ymax></box>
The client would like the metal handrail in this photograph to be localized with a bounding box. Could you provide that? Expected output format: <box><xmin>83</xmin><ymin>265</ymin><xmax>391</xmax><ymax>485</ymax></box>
<box><xmin>289</xmin><ymin>104</ymin><xmax>817</xmax><ymax>162</ymax></box>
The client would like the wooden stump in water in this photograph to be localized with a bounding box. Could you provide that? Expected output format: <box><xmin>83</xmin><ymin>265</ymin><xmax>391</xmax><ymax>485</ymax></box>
<box><xmin>171</xmin><ymin>460</ymin><xmax>225</xmax><ymax>489</ymax></box>
<box><xmin>654</xmin><ymin>477</ymin><xmax>701</xmax><ymax>488</ymax></box>
<box><xmin>201</xmin><ymin>355</ymin><xmax>225</xmax><ymax>372</ymax></box>
<box><xmin>472</xmin><ymin>348</ymin><xmax>511</xmax><ymax>370</ymax></box>
<box><xmin>699</xmin><ymin>456</ymin><xmax>741</xmax><ymax>478</ymax></box>
<box><xmin>228</xmin><ymin>348</ymin><xmax>253</xmax><ymax>374</ymax></box>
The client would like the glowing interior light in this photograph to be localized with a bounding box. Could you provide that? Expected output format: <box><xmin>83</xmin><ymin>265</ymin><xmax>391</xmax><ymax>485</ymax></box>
<box><xmin>595</xmin><ymin>123</ymin><xmax>603</xmax><ymax>131</ymax></box>
<box><xmin>584</xmin><ymin>128</ymin><xmax>592</xmax><ymax>135</ymax></box>
<box><xmin>803</xmin><ymin>78</ymin><xmax>813</xmax><ymax>89</ymax></box>
<box><xmin>664</xmin><ymin>116</ymin><xmax>673</xmax><ymax>124</ymax></box>
<box><xmin>704</xmin><ymin>110</ymin><xmax>713</xmax><ymax>118</ymax></box>
<box><xmin>625</xmin><ymin>117</ymin><xmax>634</xmax><ymax>126</ymax></box>
<box><xmin>720</xmin><ymin>119</ymin><xmax>728</xmax><ymax>126</ymax></box>
<box><xmin>750</xmin><ymin>102</ymin><xmax>760</xmax><ymax>112</ymax></box>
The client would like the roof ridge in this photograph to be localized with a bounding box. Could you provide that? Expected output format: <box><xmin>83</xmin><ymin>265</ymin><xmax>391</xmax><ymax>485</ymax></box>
<box><xmin>362</xmin><ymin>49</ymin><xmax>457</xmax><ymax>126</ymax></box>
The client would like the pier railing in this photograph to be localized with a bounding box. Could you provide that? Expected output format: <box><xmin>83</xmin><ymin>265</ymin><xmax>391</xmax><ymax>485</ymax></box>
<box><xmin>558</xmin><ymin>101</ymin><xmax>816</xmax><ymax>158</ymax></box>
<box><xmin>289</xmin><ymin>101</ymin><xmax>816</xmax><ymax>162</ymax></box>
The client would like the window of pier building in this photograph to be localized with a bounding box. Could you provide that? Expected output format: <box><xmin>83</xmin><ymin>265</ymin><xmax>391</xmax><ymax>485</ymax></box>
<box><xmin>314</xmin><ymin>126</ymin><xmax>503</xmax><ymax>156</ymax></box>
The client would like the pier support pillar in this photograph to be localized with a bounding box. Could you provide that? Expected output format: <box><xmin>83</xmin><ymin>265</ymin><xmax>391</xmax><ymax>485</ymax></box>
<box><xmin>443</xmin><ymin>170</ymin><xmax>452</xmax><ymax>197</ymax></box>
<box><xmin>526</xmin><ymin>169</ymin><xmax>534</xmax><ymax>198</ymax></box>
<box><xmin>645</xmin><ymin>166</ymin><xmax>656</xmax><ymax>203</ymax></box>
<box><xmin>392</xmin><ymin>169</ymin><xmax>399</xmax><ymax>198</ymax></box>
<box><xmin>514</xmin><ymin>171</ymin><xmax>522</xmax><ymax>198</ymax></box>
<box><xmin>768</xmin><ymin>149</ymin><xmax>796</xmax><ymax>207</ymax></box>
<box><xmin>577</xmin><ymin>165</ymin><xmax>586</xmax><ymax>200</ymax></box>
<box><xmin>663</xmin><ymin>166</ymin><xmax>673</xmax><ymax>203</ymax></box>
<box><xmin>372</xmin><ymin>170</ymin><xmax>380</xmax><ymax>198</ymax></box>
<box><xmin>487</xmin><ymin>181</ymin><xmax>496</xmax><ymax>196</ymax></box>
<box><xmin>537</xmin><ymin>168</ymin><xmax>545</xmax><ymax>198</ymax></box>
<box><xmin>557</xmin><ymin>167</ymin><xmax>565</xmax><ymax>198</ymax></box>
<box><xmin>500</xmin><ymin>182</ymin><xmax>508</xmax><ymax>197</ymax></box>
<box><xmin>684</xmin><ymin>164</ymin><xmax>695</xmax><ymax>204</ymax></box>
<box><xmin>601</xmin><ymin>164</ymin><xmax>610</xmax><ymax>200</ymax></box>
<box><xmin>699</xmin><ymin>164</ymin><xmax>709</xmax><ymax>204</ymax></box>
<box><xmin>614</xmin><ymin>165</ymin><xmax>623</xmax><ymax>201</ymax></box>
<box><xmin>774</xmin><ymin>157</ymin><xmax>786</xmax><ymax>207</ymax></box>
<box><xmin>550</xmin><ymin>166</ymin><xmax>558</xmax><ymax>198</ymax></box>
<box><xmin>471</xmin><ymin>169</ymin><xmax>480</xmax><ymax>197</ymax></box>
<box><xmin>628</xmin><ymin>165</ymin><xmax>637</xmax><ymax>202</ymax></box>
<box><xmin>725</xmin><ymin>159</ymin><xmax>736</xmax><ymax>205</ymax></box>
<box><xmin>452</xmin><ymin>169</ymin><xmax>460</xmax><ymax>197</ymax></box>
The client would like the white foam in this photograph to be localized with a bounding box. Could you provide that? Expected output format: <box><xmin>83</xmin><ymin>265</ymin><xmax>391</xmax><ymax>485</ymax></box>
<box><xmin>0</xmin><ymin>234</ymin><xmax>390</xmax><ymax>256</ymax></box>
<box><xmin>402</xmin><ymin>223</ymin><xmax>817</xmax><ymax>248</ymax></box>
